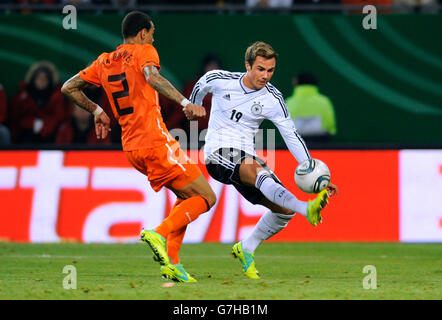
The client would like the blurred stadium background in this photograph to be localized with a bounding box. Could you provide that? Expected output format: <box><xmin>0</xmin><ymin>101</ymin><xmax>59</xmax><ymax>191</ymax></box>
<box><xmin>0</xmin><ymin>0</ymin><xmax>441</xmax><ymax>300</ymax></box>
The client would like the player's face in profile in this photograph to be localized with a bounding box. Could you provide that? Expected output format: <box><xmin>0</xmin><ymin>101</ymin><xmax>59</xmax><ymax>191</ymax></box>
<box><xmin>247</xmin><ymin>56</ymin><xmax>276</xmax><ymax>90</ymax></box>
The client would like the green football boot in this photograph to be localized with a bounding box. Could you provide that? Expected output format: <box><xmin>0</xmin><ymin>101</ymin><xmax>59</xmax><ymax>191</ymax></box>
<box><xmin>160</xmin><ymin>263</ymin><xmax>197</xmax><ymax>283</ymax></box>
<box><xmin>306</xmin><ymin>189</ymin><xmax>329</xmax><ymax>226</ymax></box>
<box><xmin>232</xmin><ymin>242</ymin><xmax>261</xmax><ymax>280</ymax></box>
<box><xmin>140</xmin><ymin>229</ymin><xmax>169</xmax><ymax>266</ymax></box>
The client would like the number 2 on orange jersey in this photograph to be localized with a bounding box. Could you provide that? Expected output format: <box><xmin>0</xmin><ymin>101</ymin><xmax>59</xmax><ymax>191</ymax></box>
<box><xmin>108</xmin><ymin>72</ymin><xmax>134</xmax><ymax>116</ymax></box>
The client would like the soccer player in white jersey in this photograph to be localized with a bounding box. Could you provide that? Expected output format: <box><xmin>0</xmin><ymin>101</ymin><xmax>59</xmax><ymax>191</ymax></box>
<box><xmin>190</xmin><ymin>41</ymin><xmax>339</xmax><ymax>279</ymax></box>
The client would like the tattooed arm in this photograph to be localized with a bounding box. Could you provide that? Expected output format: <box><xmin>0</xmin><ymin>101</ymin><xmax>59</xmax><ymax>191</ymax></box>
<box><xmin>61</xmin><ymin>75</ymin><xmax>101</xmax><ymax>114</ymax></box>
<box><xmin>61</xmin><ymin>74</ymin><xmax>111</xmax><ymax>139</ymax></box>
<box><xmin>143</xmin><ymin>65</ymin><xmax>206</xmax><ymax>120</ymax></box>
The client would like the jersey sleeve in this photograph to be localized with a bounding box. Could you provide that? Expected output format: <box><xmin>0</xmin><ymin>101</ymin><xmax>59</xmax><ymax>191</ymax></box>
<box><xmin>79</xmin><ymin>58</ymin><xmax>102</xmax><ymax>87</ymax></box>
<box><xmin>138</xmin><ymin>44</ymin><xmax>161</xmax><ymax>72</ymax></box>
<box><xmin>189</xmin><ymin>70</ymin><xmax>217</xmax><ymax>105</ymax></box>
<box><xmin>266</xmin><ymin>92</ymin><xmax>311</xmax><ymax>163</ymax></box>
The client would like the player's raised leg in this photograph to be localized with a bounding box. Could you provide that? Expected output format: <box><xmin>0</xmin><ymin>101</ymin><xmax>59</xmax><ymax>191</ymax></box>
<box><xmin>240</xmin><ymin>158</ymin><xmax>328</xmax><ymax>225</ymax></box>
<box><xmin>240</xmin><ymin>159</ymin><xmax>307</xmax><ymax>216</ymax></box>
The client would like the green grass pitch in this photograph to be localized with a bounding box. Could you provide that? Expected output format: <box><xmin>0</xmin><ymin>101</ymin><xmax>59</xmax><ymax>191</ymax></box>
<box><xmin>0</xmin><ymin>242</ymin><xmax>440</xmax><ymax>300</ymax></box>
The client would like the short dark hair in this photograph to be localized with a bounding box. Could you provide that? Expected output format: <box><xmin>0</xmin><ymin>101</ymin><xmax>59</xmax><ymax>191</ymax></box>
<box><xmin>297</xmin><ymin>72</ymin><xmax>318</xmax><ymax>85</ymax></box>
<box><xmin>122</xmin><ymin>11</ymin><xmax>152</xmax><ymax>39</ymax></box>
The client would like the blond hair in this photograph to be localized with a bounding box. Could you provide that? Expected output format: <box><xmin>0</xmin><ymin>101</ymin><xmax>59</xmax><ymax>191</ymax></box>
<box><xmin>245</xmin><ymin>41</ymin><xmax>278</xmax><ymax>67</ymax></box>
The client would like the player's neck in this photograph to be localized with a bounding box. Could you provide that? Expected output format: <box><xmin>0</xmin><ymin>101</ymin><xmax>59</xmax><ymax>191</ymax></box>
<box><xmin>243</xmin><ymin>73</ymin><xmax>258</xmax><ymax>91</ymax></box>
<box><xmin>124</xmin><ymin>39</ymin><xmax>137</xmax><ymax>45</ymax></box>
<box><xmin>123</xmin><ymin>37</ymin><xmax>143</xmax><ymax>45</ymax></box>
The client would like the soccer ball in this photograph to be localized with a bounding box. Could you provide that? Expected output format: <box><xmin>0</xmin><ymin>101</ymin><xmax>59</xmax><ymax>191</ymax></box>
<box><xmin>295</xmin><ymin>159</ymin><xmax>331</xmax><ymax>194</ymax></box>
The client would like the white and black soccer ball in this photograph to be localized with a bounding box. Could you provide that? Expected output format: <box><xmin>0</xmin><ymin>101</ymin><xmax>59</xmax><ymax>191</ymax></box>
<box><xmin>295</xmin><ymin>159</ymin><xmax>331</xmax><ymax>194</ymax></box>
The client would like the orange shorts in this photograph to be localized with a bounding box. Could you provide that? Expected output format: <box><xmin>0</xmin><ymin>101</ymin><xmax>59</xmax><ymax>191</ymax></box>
<box><xmin>124</xmin><ymin>141</ymin><xmax>201</xmax><ymax>192</ymax></box>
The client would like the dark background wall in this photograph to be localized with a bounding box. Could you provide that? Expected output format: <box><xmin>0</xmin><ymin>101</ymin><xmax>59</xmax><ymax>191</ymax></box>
<box><xmin>0</xmin><ymin>13</ymin><xmax>441</xmax><ymax>144</ymax></box>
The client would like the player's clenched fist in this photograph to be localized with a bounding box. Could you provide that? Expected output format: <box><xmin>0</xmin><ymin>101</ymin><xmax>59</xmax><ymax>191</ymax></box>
<box><xmin>183</xmin><ymin>103</ymin><xmax>206</xmax><ymax>120</ymax></box>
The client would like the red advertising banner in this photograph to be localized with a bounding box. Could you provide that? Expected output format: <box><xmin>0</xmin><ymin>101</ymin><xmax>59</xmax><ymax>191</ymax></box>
<box><xmin>0</xmin><ymin>150</ymin><xmax>400</xmax><ymax>243</ymax></box>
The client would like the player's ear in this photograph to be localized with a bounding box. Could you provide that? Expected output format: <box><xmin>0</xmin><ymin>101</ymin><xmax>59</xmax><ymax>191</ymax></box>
<box><xmin>139</xmin><ymin>28</ymin><xmax>146</xmax><ymax>40</ymax></box>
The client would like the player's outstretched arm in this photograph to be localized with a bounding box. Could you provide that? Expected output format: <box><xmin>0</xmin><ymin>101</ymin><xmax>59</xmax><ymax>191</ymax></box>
<box><xmin>143</xmin><ymin>66</ymin><xmax>206</xmax><ymax>120</ymax></box>
<box><xmin>61</xmin><ymin>74</ymin><xmax>111</xmax><ymax>139</ymax></box>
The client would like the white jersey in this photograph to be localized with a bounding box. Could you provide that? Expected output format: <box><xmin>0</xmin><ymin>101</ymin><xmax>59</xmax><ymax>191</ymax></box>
<box><xmin>190</xmin><ymin>70</ymin><xmax>311</xmax><ymax>163</ymax></box>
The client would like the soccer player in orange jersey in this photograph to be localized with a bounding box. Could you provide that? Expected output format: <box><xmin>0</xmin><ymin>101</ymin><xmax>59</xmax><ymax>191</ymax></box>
<box><xmin>61</xmin><ymin>11</ymin><xmax>216</xmax><ymax>283</ymax></box>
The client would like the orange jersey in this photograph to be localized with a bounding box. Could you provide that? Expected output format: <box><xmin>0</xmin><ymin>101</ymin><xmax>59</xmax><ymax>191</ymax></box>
<box><xmin>79</xmin><ymin>44</ymin><xmax>175</xmax><ymax>150</ymax></box>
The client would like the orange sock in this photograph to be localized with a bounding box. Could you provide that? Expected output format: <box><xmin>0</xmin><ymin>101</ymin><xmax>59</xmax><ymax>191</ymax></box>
<box><xmin>166</xmin><ymin>199</ymin><xmax>186</xmax><ymax>264</ymax></box>
<box><xmin>156</xmin><ymin>195</ymin><xmax>210</xmax><ymax>239</ymax></box>
<box><xmin>169</xmin><ymin>198</ymin><xmax>184</xmax><ymax>215</ymax></box>
<box><xmin>167</xmin><ymin>226</ymin><xmax>187</xmax><ymax>264</ymax></box>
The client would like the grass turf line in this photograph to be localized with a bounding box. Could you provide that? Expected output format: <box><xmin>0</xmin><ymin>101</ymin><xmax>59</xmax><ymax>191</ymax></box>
<box><xmin>0</xmin><ymin>242</ymin><xmax>440</xmax><ymax>300</ymax></box>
